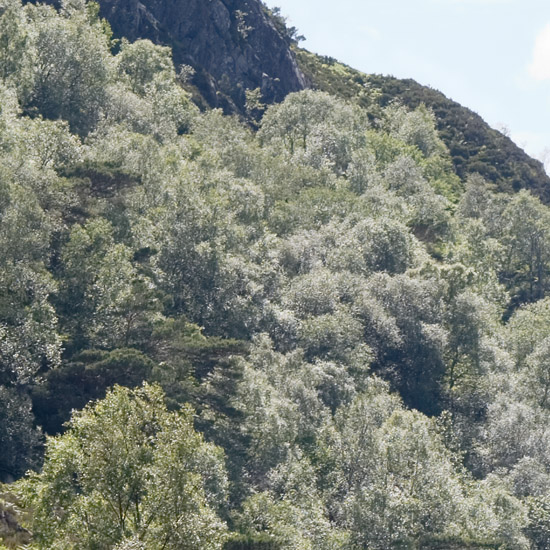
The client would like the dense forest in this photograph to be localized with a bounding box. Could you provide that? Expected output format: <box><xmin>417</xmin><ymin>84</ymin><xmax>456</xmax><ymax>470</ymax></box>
<box><xmin>3</xmin><ymin>0</ymin><xmax>550</xmax><ymax>548</ymax></box>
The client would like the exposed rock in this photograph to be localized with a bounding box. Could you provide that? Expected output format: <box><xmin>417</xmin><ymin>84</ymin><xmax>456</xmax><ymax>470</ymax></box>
<box><xmin>96</xmin><ymin>0</ymin><xmax>308</xmax><ymax>111</ymax></box>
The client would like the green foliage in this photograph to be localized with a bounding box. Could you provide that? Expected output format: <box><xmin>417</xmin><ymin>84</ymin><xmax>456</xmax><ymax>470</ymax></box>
<box><xmin>224</xmin><ymin>537</ymin><xmax>280</xmax><ymax>550</ymax></box>
<box><xmin>1</xmin><ymin>3</ymin><xmax>550</xmax><ymax>548</ymax></box>
<box><xmin>500</xmin><ymin>190</ymin><xmax>550</xmax><ymax>304</ymax></box>
<box><xmin>0</xmin><ymin>0</ymin><xmax>35</xmax><ymax>102</ymax></box>
<box><xmin>0</xmin><ymin>388</ymin><xmax>42</xmax><ymax>480</ymax></box>
<box><xmin>59</xmin><ymin>218</ymin><xmax>163</xmax><ymax>351</ymax></box>
<box><xmin>259</xmin><ymin>89</ymin><xmax>367</xmax><ymax>175</ymax></box>
<box><xmin>115</xmin><ymin>39</ymin><xmax>175</xmax><ymax>96</ymax></box>
<box><xmin>18</xmin><ymin>384</ymin><xmax>228</xmax><ymax>550</ymax></box>
<box><xmin>32</xmin><ymin>348</ymin><xmax>155</xmax><ymax>434</ymax></box>
<box><xmin>295</xmin><ymin>50</ymin><xmax>381</xmax><ymax>112</ymax></box>
<box><xmin>26</xmin><ymin>0</ymin><xmax>112</xmax><ymax>135</ymax></box>
<box><xmin>296</xmin><ymin>49</ymin><xmax>549</xmax><ymax>201</ymax></box>
<box><xmin>526</xmin><ymin>495</ymin><xmax>550</xmax><ymax>550</ymax></box>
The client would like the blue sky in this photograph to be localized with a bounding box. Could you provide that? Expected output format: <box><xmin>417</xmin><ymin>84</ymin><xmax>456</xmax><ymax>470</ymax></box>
<box><xmin>263</xmin><ymin>0</ymin><xmax>550</xmax><ymax>169</ymax></box>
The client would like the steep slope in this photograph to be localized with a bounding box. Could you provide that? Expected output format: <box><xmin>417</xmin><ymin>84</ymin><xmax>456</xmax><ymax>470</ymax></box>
<box><xmin>5</xmin><ymin>2</ymin><xmax>550</xmax><ymax>547</ymax></box>
<box><xmin>90</xmin><ymin>0</ymin><xmax>550</xmax><ymax>200</ymax></box>
<box><xmin>297</xmin><ymin>50</ymin><xmax>550</xmax><ymax>201</ymax></box>
<box><xmin>96</xmin><ymin>0</ymin><xmax>308</xmax><ymax>111</ymax></box>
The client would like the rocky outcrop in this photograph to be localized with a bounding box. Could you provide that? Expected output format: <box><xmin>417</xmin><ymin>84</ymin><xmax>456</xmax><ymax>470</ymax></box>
<box><xmin>97</xmin><ymin>0</ymin><xmax>308</xmax><ymax>111</ymax></box>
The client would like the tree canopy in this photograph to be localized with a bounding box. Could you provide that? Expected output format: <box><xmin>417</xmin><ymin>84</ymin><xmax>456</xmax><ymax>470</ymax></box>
<box><xmin>1</xmin><ymin>0</ymin><xmax>550</xmax><ymax>547</ymax></box>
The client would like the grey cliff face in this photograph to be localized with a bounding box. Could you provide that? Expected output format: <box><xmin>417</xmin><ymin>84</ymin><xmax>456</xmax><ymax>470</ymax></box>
<box><xmin>97</xmin><ymin>0</ymin><xmax>308</xmax><ymax>110</ymax></box>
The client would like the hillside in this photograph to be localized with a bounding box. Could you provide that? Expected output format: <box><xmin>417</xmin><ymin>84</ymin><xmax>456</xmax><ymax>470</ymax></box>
<box><xmin>297</xmin><ymin>49</ymin><xmax>550</xmax><ymax>202</ymax></box>
<box><xmin>3</xmin><ymin>0</ymin><xmax>550</xmax><ymax>549</ymax></box>
<box><xmin>96</xmin><ymin>0</ymin><xmax>309</xmax><ymax>111</ymax></box>
<box><xmin>80</xmin><ymin>0</ymin><xmax>550</xmax><ymax>201</ymax></box>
